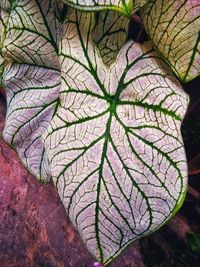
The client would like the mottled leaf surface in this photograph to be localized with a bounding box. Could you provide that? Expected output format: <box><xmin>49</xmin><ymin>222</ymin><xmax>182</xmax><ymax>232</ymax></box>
<box><xmin>62</xmin><ymin>0</ymin><xmax>150</xmax><ymax>17</ymax></box>
<box><xmin>93</xmin><ymin>11</ymin><xmax>129</xmax><ymax>65</ymax></box>
<box><xmin>2</xmin><ymin>0</ymin><xmax>61</xmax><ymax>181</ymax></box>
<box><xmin>142</xmin><ymin>0</ymin><xmax>200</xmax><ymax>82</ymax></box>
<box><xmin>43</xmin><ymin>9</ymin><xmax>188</xmax><ymax>265</ymax></box>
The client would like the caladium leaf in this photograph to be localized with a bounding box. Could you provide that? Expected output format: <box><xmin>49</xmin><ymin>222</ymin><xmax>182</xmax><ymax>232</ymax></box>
<box><xmin>0</xmin><ymin>8</ymin><xmax>4</xmax><ymax>55</ymax></box>
<box><xmin>93</xmin><ymin>11</ymin><xmax>129</xmax><ymax>65</ymax></box>
<box><xmin>0</xmin><ymin>17</ymin><xmax>4</xmax><ymax>85</ymax></box>
<box><xmin>2</xmin><ymin>0</ymin><xmax>61</xmax><ymax>181</ymax></box>
<box><xmin>43</xmin><ymin>9</ymin><xmax>189</xmax><ymax>265</ymax></box>
<box><xmin>141</xmin><ymin>0</ymin><xmax>200</xmax><ymax>82</ymax></box>
<box><xmin>62</xmin><ymin>0</ymin><xmax>150</xmax><ymax>17</ymax></box>
<box><xmin>0</xmin><ymin>0</ymin><xmax>11</xmax><ymax>86</ymax></box>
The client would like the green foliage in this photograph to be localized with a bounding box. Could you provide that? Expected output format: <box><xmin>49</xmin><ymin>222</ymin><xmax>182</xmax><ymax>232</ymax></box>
<box><xmin>187</xmin><ymin>232</ymin><xmax>200</xmax><ymax>253</ymax></box>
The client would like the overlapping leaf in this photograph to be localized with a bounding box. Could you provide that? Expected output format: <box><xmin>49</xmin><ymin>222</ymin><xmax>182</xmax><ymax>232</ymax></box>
<box><xmin>0</xmin><ymin>0</ymin><xmax>11</xmax><ymax>86</ymax></box>
<box><xmin>2</xmin><ymin>0</ymin><xmax>61</xmax><ymax>181</ymax></box>
<box><xmin>141</xmin><ymin>0</ymin><xmax>200</xmax><ymax>82</ymax></box>
<box><xmin>43</xmin><ymin>9</ymin><xmax>189</xmax><ymax>265</ymax></box>
<box><xmin>0</xmin><ymin>16</ymin><xmax>4</xmax><ymax>86</ymax></box>
<box><xmin>62</xmin><ymin>0</ymin><xmax>150</xmax><ymax>17</ymax></box>
<box><xmin>93</xmin><ymin>11</ymin><xmax>129</xmax><ymax>65</ymax></box>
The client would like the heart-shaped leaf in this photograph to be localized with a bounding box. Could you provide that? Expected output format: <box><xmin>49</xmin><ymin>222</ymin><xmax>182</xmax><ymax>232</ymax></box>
<box><xmin>62</xmin><ymin>0</ymin><xmax>150</xmax><ymax>17</ymax></box>
<box><xmin>93</xmin><ymin>11</ymin><xmax>129</xmax><ymax>65</ymax></box>
<box><xmin>43</xmin><ymin>9</ymin><xmax>189</xmax><ymax>265</ymax></box>
<box><xmin>141</xmin><ymin>0</ymin><xmax>200</xmax><ymax>82</ymax></box>
<box><xmin>2</xmin><ymin>0</ymin><xmax>61</xmax><ymax>181</ymax></box>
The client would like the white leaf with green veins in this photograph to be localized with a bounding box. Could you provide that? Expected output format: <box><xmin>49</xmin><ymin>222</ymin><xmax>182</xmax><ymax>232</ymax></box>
<box><xmin>2</xmin><ymin>0</ymin><xmax>61</xmax><ymax>181</ymax></box>
<box><xmin>93</xmin><ymin>11</ymin><xmax>129</xmax><ymax>65</ymax></box>
<box><xmin>141</xmin><ymin>0</ymin><xmax>200</xmax><ymax>82</ymax></box>
<box><xmin>62</xmin><ymin>0</ymin><xmax>150</xmax><ymax>17</ymax></box>
<box><xmin>0</xmin><ymin>17</ymin><xmax>4</xmax><ymax>84</ymax></box>
<box><xmin>0</xmin><ymin>0</ymin><xmax>11</xmax><ymax>85</ymax></box>
<box><xmin>2</xmin><ymin>0</ymin><xmax>60</xmax><ymax>68</ymax></box>
<box><xmin>43</xmin><ymin>9</ymin><xmax>189</xmax><ymax>265</ymax></box>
